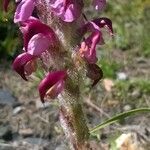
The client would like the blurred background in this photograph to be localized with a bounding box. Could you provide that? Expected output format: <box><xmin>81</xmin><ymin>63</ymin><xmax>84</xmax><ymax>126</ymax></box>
<box><xmin>0</xmin><ymin>0</ymin><xmax>150</xmax><ymax>149</ymax></box>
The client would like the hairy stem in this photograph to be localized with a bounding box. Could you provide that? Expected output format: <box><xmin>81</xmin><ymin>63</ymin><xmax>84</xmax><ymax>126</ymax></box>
<box><xmin>58</xmin><ymin>73</ymin><xmax>90</xmax><ymax>150</ymax></box>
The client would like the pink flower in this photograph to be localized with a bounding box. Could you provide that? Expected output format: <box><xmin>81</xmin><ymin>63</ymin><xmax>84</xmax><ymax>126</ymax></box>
<box><xmin>14</xmin><ymin>0</ymin><xmax>35</xmax><ymax>23</ymax></box>
<box><xmin>79</xmin><ymin>32</ymin><xmax>101</xmax><ymax>63</ymax></box>
<box><xmin>13</xmin><ymin>18</ymin><xmax>58</xmax><ymax>80</ymax></box>
<box><xmin>20</xmin><ymin>18</ymin><xmax>57</xmax><ymax>55</ymax></box>
<box><xmin>50</xmin><ymin>0</ymin><xmax>83</xmax><ymax>22</ymax></box>
<box><xmin>12</xmin><ymin>52</ymin><xmax>36</xmax><ymax>80</ymax></box>
<box><xmin>38</xmin><ymin>71</ymin><xmax>67</xmax><ymax>103</ymax></box>
<box><xmin>78</xmin><ymin>18</ymin><xmax>113</xmax><ymax>63</ymax></box>
<box><xmin>92</xmin><ymin>0</ymin><xmax>106</xmax><ymax>11</ymax></box>
<box><xmin>79</xmin><ymin>22</ymin><xmax>103</xmax><ymax>63</ymax></box>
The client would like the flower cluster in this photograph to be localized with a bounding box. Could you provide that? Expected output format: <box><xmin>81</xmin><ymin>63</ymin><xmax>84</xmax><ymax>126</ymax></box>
<box><xmin>3</xmin><ymin>0</ymin><xmax>113</xmax><ymax>103</ymax></box>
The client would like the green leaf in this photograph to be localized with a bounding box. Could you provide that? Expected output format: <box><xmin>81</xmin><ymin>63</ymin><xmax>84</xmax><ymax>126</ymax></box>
<box><xmin>90</xmin><ymin>108</ymin><xmax>150</xmax><ymax>134</ymax></box>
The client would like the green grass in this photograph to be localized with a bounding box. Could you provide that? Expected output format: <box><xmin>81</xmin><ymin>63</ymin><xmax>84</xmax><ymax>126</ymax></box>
<box><xmin>114</xmin><ymin>79</ymin><xmax>150</xmax><ymax>105</ymax></box>
<box><xmin>98</xmin><ymin>56</ymin><xmax>122</xmax><ymax>79</ymax></box>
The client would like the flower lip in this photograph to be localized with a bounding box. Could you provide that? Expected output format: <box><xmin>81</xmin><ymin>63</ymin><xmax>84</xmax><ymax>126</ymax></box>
<box><xmin>20</xmin><ymin>18</ymin><xmax>56</xmax><ymax>51</ymax></box>
<box><xmin>38</xmin><ymin>70</ymin><xmax>67</xmax><ymax>103</ymax></box>
<box><xmin>78</xmin><ymin>21</ymin><xmax>102</xmax><ymax>63</ymax></box>
<box><xmin>78</xmin><ymin>18</ymin><xmax>113</xmax><ymax>63</ymax></box>
<box><xmin>82</xmin><ymin>31</ymin><xmax>101</xmax><ymax>63</ymax></box>
<box><xmin>12</xmin><ymin>52</ymin><xmax>35</xmax><ymax>80</ymax></box>
<box><xmin>27</xmin><ymin>33</ymin><xmax>52</xmax><ymax>56</ymax></box>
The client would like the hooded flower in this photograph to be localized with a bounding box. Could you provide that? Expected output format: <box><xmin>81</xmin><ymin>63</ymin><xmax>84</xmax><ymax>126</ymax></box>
<box><xmin>78</xmin><ymin>21</ymin><xmax>103</xmax><ymax>63</ymax></box>
<box><xmin>79</xmin><ymin>32</ymin><xmax>100</xmax><ymax>63</ymax></box>
<box><xmin>13</xmin><ymin>18</ymin><xmax>58</xmax><ymax>80</ymax></box>
<box><xmin>78</xmin><ymin>17</ymin><xmax>113</xmax><ymax>63</ymax></box>
<box><xmin>92</xmin><ymin>0</ymin><xmax>106</xmax><ymax>10</ymax></box>
<box><xmin>38</xmin><ymin>71</ymin><xmax>67</xmax><ymax>103</ymax></box>
<box><xmin>50</xmin><ymin>0</ymin><xmax>83</xmax><ymax>22</ymax></box>
<box><xmin>12</xmin><ymin>52</ymin><xmax>36</xmax><ymax>80</ymax></box>
<box><xmin>20</xmin><ymin>17</ymin><xmax>57</xmax><ymax>55</ymax></box>
<box><xmin>14</xmin><ymin>0</ymin><xmax>35</xmax><ymax>23</ymax></box>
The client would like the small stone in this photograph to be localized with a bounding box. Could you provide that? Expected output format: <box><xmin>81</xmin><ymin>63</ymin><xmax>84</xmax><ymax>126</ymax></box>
<box><xmin>136</xmin><ymin>57</ymin><xmax>146</xmax><ymax>64</ymax></box>
<box><xmin>19</xmin><ymin>128</ymin><xmax>33</xmax><ymax>137</ymax></box>
<box><xmin>13</xmin><ymin>106</ymin><xmax>24</xmax><ymax>115</ymax></box>
<box><xmin>0</xmin><ymin>90</ymin><xmax>16</xmax><ymax>106</ymax></box>
<box><xmin>123</xmin><ymin>105</ymin><xmax>132</xmax><ymax>111</ymax></box>
<box><xmin>103</xmin><ymin>79</ymin><xmax>114</xmax><ymax>92</ymax></box>
<box><xmin>116</xmin><ymin>133</ymin><xmax>145</xmax><ymax>150</ymax></box>
<box><xmin>36</xmin><ymin>98</ymin><xmax>50</xmax><ymax>109</ymax></box>
<box><xmin>131</xmin><ymin>89</ymin><xmax>141</xmax><ymax>99</ymax></box>
<box><xmin>117</xmin><ymin>72</ymin><xmax>128</xmax><ymax>80</ymax></box>
<box><xmin>0</xmin><ymin>125</ymin><xmax>13</xmax><ymax>141</ymax></box>
<box><xmin>55</xmin><ymin>144</ymin><xmax>68</xmax><ymax>150</ymax></box>
<box><xmin>25</xmin><ymin>137</ymin><xmax>48</xmax><ymax>145</ymax></box>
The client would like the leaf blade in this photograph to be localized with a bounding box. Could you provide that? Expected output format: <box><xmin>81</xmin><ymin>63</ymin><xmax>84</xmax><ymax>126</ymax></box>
<box><xmin>90</xmin><ymin>108</ymin><xmax>150</xmax><ymax>134</ymax></box>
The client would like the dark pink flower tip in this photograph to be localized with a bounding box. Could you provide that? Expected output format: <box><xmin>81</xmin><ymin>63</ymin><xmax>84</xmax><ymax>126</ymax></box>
<box><xmin>14</xmin><ymin>0</ymin><xmax>35</xmax><ymax>23</ymax></box>
<box><xmin>3</xmin><ymin>0</ymin><xmax>10</xmax><ymax>12</ymax></box>
<box><xmin>79</xmin><ymin>21</ymin><xmax>100</xmax><ymax>36</ymax></box>
<box><xmin>92</xmin><ymin>18</ymin><xmax>113</xmax><ymax>35</ymax></box>
<box><xmin>12</xmin><ymin>52</ymin><xmax>36</xmax><ymax>81</ymax></box>
<box><xmin>92</xmin><ymin>0</ymin><xmax>106</xmax><ymax>11</ymax></box>
<box><xmin>20</xmin><ymin>18</ymin><xmax>57</xmax><ymax>53</ymax></box>
<box><xmin>86</xmin><ymin>63</ymin><xmax>103</xmax><ymax>87</ymax></box>
<box><xmin>50</xmin><ymin>0</ymin><xmax>83</xmax><ymax>22</ymax></box>
<box><xmin>38</xmin><ymin>71</ymin><xmax>67</xmax><ymax>103</ymax></box>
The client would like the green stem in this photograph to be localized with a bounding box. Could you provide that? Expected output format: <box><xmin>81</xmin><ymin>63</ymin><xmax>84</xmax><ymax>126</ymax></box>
<box><xmin>58</xmin><ymin>74</ymin><xmax>90</xmax><ymax>150</ymax></box>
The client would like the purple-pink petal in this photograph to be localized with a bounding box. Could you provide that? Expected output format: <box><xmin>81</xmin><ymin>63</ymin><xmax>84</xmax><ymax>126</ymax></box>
<box><xmin>14</xmin><ymin>0</ymin><xmax>35</xmax><ymax>23</ymax></box>
<box><xmin>12</xmin><ymin>52</ymin><xmax>35</xmax><ymax>80</ymax></box>
<box><xmin>81</xmin><ymin>31</ymin><xmax>101</xmax><ymax>63</ymax></box>
<box><xmin>38</xmin><ymin>71</ymin><xmax>67</xmax><ymax>103</ymax></box>
<box><xmin>79</xmin><ymin>21</ymin><xmax>100</xmax><ymax>36</ymax></box>
<box><xmin>50</xmin><ymin>0</ymin><xmax>83</xmax><ymax>22</ymax></box>
<box><xmin>79</xmin><ymin>21</ymin><xmax>103</xmax><ymax>63</ymax></box>
<box><xmin>27</xmin><ymin>33</ymin><xmax>51</xmax><ymax>56</ymax></box>
<box><xmin>92</xmin><ymin>0</ymin><xmax>106</xmax><ymax>11</ymax></box>
<box><xmin>20</xmin><ymin>18</ymin><xmax>56</xmax><ymax>51</ymax></box>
